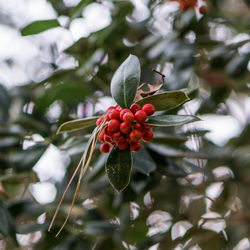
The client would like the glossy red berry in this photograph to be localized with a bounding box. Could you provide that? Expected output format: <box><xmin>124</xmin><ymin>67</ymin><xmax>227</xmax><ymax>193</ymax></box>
<box><xmin>109</xmin><ymin>109</ymin><xmax>120</xmax><ymax>120</ymax></box>
<box><xmin>123</xmin><ymin>112</ymin><xmax>134</xmax><ymax>123</ymax></box>
<box><xmin>120</xmin><ymin>109</ymin><xmax>131</xmax><ymax>120</ymax></box>
<box><xmin>130</xmin><ymin>142</ymin><xmax>141</xmax><ymax>152</ymax></box>
<box><xmin>120</xmin><ymin>122</ymin><xmax>132</xmax><ymax>134</ymax></box>
<box><xmin>187</xmin><ymin>0</ymin><xmax>196</xmax><ymax>8</ymax></box>
<box><xmin>135</xmin><ymin>110</ymin><xmax>147</xmax><ymax>123</ymax></box>
<box><xmin>144</xmin><ymin>124</ymin><xmax>153</xmax><ymax>129</ymax></box>
<box><xmin>104</xmin><ymin>134</ymin><xmax>113</xmax><ymax>144</ymax></box>
<box><xmin>142</xmin><ymin>104</ymin><xmax>155</xmax><ymax>116</ymax></box>
<box><xmin>107</xmin><ymin>106</ymin><xmax>115</xmax><ymax>111</ymax></box>
<box><xmin>199</xmin><ymin>6</ymin><xmax>206</xmax><ymax>14</ymax></box>
<box><xmin>130</xmin><ymin>104</ymin><xmax>141</xmax><ymax>114</ymax></box>
<box><xmin>117</xmin><ymin>141</ymin><xmax>128</xmax><ymax>150</ymax></box>
<box><xmin>98</xmin><ymin>130</ymin><xmax>105</xmax><ymax>143</ymax></box>
<box><xmin>134</xmin><ymin>123</ymin><xmax>144</xmax><ymax>132</ymax></box>
<box><xmin>108</xmin><ymin>119</ymin><xmax>120</xmax><ymax>132</ymax></box>
<box><xmin>142</xmin><ymin>130</ymin><xmax>153</xmax><ymax>142</ymax></box>
<box><xmin>179</xmin><ymin>0</ymin><xmax>187</xmax><ymax>10</ymax></box>
<box><xmin>96</xmin><ymin>117</ymin><xmax>104</xmax><ymax>126</ymax></box>
<box><xmin>100</xmin><ymin>143</ymin><xmax>111</xmax><ymax>153</ymax></box>
<box><xmin>129</xmin><ymin>129</ymin><xmax>142</xmax><ymax>142</ymax></box>
<box><xmin>116</xmin><ymin>106</ymin><xmax>122</xmax><ymax>111</ymax></box>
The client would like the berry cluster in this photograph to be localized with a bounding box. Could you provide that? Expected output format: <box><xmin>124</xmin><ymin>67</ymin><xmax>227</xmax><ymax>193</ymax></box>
<box><xmin>169</xmin><ymin>0</ymin><xmax>206</xmax><ymax>14</ymax></box>
<box><xmin>96</xmin><ymin>103</ymin><xmax>155</xmax><ymax>153</ymax></box>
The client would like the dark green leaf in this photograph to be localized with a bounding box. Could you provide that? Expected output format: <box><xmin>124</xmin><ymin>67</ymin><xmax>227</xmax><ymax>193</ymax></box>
<box><xmin>146</xmin><ymin>115</ymin><xmax>200</xmax><ymax>127</ymax></box>
<box><xmin>21</xmin><ymin>19</ymin><xmax>60</xmax><ymax>36</ymax></box>
<box><xmin>0</xmin><ymin>201</ymin><xmax>15</xmax><ymax>237</ymax></box>
<box><xmin>34</xmin><ymin>82</ymin><xmax>89</xmax><ymax>113</ymax></box>
<box><xmin>57</xmin><ymin>116</ymin><xmax>100</xmax><ymax>134</ymax></box>
<box><xmin>0</xmin><ymin>84</ymin><xmax>11</xmax><ymax>123</ymax></box>
<box><xmin>111</xmin><ymin>55</ymin><xmax>140</xmax><ymax>108</ymax></box>
<box><xmin>70</xmin><ymin>0</ymin><xmax>92</xmax><ymax>18</ymax></box>
<box><xmin>16</xmin><ymin>223</ymin><xmax>48</xmax><ymax>234</ymax></box>
<box><xmin>85</xmin><ymin>221</ymin><xmax>118</xmax><ymax>236</ymax></box>
<box><xmin>136</xmin><ymin>91</ymin><xmax>189</xmax><ymax>111</ymax></box>
<box><xmin>105</xmin><ymin>146</ymin><xmax>132</xmax><ymax>192</ymax></box>
<box><xmin>133</xmin><ymin>145</ymin><xmax>156</xmax><ymax>175</ymax></box>
<box><xmin>7</xmin><ymin>199</ymin><xmax>44</xmax><ymax>218</ymax></box>
<box><xmin>9</xmin><ymin>144</ymin><xmax>47</xmax><ymax>172</ymax></box>
<box><xmin>152</xmin><ymin>133</ymin><xmax>187</xmax><ymax>145</ymax></box>
<box><xmin>158</xmin><ymin>159</ymin><xmax>188</xmax><ymax>178</ymax></box>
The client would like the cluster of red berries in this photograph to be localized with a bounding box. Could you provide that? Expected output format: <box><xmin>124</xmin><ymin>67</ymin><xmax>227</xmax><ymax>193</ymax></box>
<box><xmin>96</xmin><ymin>103</ymin><xmax>155</xmax><ymax>153</ymax></box>
<box><xmin>169</xmin><ymin>0</ymin><xmax>206</xmax><ymax>14</ymax></box>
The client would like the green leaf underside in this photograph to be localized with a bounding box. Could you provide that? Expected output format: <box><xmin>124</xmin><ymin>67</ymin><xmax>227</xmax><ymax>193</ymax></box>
<box><xmin>111</xmin><ymin>55</ymin><xmax>141</xmax><ymax>108</ymax></box>
<box><xmin>105</xmin><ymin>146</ymin><xmax>132</xmax><ymax>192</ymax></box>
<box><xmin>136</xmin><ymin>91</ymin><xmax>189</xmax><ymax>111</ymax></box>
<box><xmin>21</xmin><ymin>19</ymin><xmax>60</xmax><ymax>36</ymax></box>
<box><xmin>57</xmin><ymin>116</ymin><xmax>100</xmax><ymax>134</ymax></box>
<box><xmin>146</xmin><ymin>115</ymin><xmax>201</xmax><ymax>127</ymax></box>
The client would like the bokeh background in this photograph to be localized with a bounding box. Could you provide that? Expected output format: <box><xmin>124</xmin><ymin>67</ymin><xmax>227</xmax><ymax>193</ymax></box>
<box><xmin>0</xmin><ymin>0</ymin><xmax>249</xmax><ymax>249</ymax></box>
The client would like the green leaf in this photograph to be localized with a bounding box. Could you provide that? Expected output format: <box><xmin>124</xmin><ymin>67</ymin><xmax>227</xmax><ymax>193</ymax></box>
<box><xmin>0</xmin><ymin>201</ymin><xmax>15</xmax><ymax>237</ymax></box>
<box><xmin>57</xmin><ymin>116</ymin><xmax>100</xmax><ymax>134</ymax></box>
<box><xmin>111</xmin><ymin>55</ymin><xmax>140</xmax><ymax>108</ymax></box>
<box><xmin>146</xmin><ymin>115</ymin><xmax>200</xmax><ymax>127</ymax></box>
<box><xmin>136</xmin><ymin>91</ymin><xmax>189</xmax><ymax>111</ymax></box>
<box><xmin>21</xmin><ymin>19</ymin><xmax>60</xmax><ymax>36</ymax></box>
<box><xmin>34</xmin><ymin>82</ymin><xmax>89</xmax><ymax>113</ymax></box>
<box><xmin>133</xmin><ymin>145</ymin><xmax>156</xmax><ymax>175</ymax></box>
<box><xmin>70</xmin><ymin>0</ymin><xmax>92</xmax><ymax>18</ymax></box>
<box><xmin>105</xmin><ymin>146</ymin><xmax>132</xmax><ymax>192</ymax></box>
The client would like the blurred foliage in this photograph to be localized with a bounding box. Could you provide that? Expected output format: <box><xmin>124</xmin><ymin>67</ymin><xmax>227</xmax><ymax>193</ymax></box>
<box><xmin>0</xmin><ymin>0</ymin><xmax>250</xmax><ymax>249</ymax></box>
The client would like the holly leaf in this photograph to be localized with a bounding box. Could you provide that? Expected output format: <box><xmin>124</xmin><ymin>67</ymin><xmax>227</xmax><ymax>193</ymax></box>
<box><xmin>111</xmin><ymin>55</ymin><xmax>141</xmax><ymax>108</ymax></box>
<box><xmin>133</xmin><ymin>145</ymin><xmax>156</xmax><ymax>175</ymax></box>
<box><xmin>57</xmin><ymin>116</ymin><xmax>100</xmax><ymax>134</ymax></box>
<box><xmin>145</xmin><ymin>115</ymin><xmax>201</xmax><ymax>127</ymax></box>
<box><xmin>105</xmin><ymin>146</ymin><xmax>132</xmax><ymax>192</ymax></box>
<box><xmin>136</xmin><ymin>91</ymin><xmax>189</xmax><ymax>111</ymax></box>
<box><xmin>21</xmin><ymin>19</ymin><xmax>60</xmax><ymax>36</ymax></box>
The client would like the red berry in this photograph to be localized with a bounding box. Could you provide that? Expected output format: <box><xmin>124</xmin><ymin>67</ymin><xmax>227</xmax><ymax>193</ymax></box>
<box><xmin>117</xmin><ymin>141</ymin><xmax>128</xmax><ymax>150</ymax></box>
<box><xmin>105</xmin><ymin>126</ymin><xmax>113</xmax><ymax>136</ymax></box>
<box><xmin>96</xmin><ymin>117</ymin><xmax>103</xmax><ymax>126</ymax></box>
<box><xmin>109</xmin><ymin>109</ymin><xmax>120</xmax><ymax>120</ymax></box>
<box><xmin>199</xmin><ymin>6</ymin><xmax>206</xmax><ymax>14</ymax></box>
<box><xmin>98</xmin><ymin>130</ymin><xmax>105</xmax><ymax>143</ymax></box>
<box><xmin>142</xmin><ymin>130</ymin><xmax>153</xmax><ymax>142</ymax></box>
<box><xmin>130</xmin><ymin>104</ymin><xmax>141</xmax><ymax>114</ymax></box>
<box><xmin>144</xmin><ymin>124</ymin><xmax>153</xmax><ymax>129</ymax></box>
<box><xmin>120</xmin><ymin>122</ymin><xmax>132</xmax><ymax>134</ymax></box>
<box><xmin>112</xmin><ymin>131</ymin><xmax>121</xmax><ymax>142</ymax></box>
<box><xmin>108</xmin><ymin>119</ymin><xmax>120</xmax><ymax>132</ymax></box>
<box><xmin>142</xmin><ymin>104</ymin><xmax>155</xmax><ymax>116</ymax></box>
<box><xmin>100</xmin><ymin>143</ymin><xmax>111</xmax><ymax>153</ymax></box>
<box><xmin>104</xmin><ymin>134</ymin><xmax>113</xmax><ymax>144</ymax></box>
<box><xmin>187</xmin><ymin>0</ymin><xmax>196</xmax><ymax>8</ymax></box>
<box><xmin>135</xmin><ymin>110</ymin><xmax>147</xmax><ymax>123</ymax></box>
<box><xmin>179</xmin><ymin>0</ymin><xmax>187</xmax><ymax>10</ymax></box>
<box><xmin>107</xmin><ymin>106</ymin><xmax>115</xmax><ymax>111</ymax></box>
<box><xmin>116</xmin><ymin>106</ymin><xmax>122</xmax><ymax>111</ymax></box>
<box><xmin>113</xmin><ymin>132</ymin><xmax>127</xmax><ymax>144</ymax></box>
<box><xmin>120</xmin><ymin>109</ymin><xmax>131</xmax><ymax>120</ymax></box>
<box><xmin>129</xmin><ymin>129</ymin><xmax>142</xmax><ymax>142</ymax></box>
<box><xmin>123</xmin><ymin>112</ymin><xmax>135</xmax><ymax>123</ymax></box>
<box><xmin>134</xmin><ymin>123</ymin><xmax>144</xmax><ymax>132</ymax></box>
<box><xmin>130</xmin><ymin>142</ymin><xmax>141</xmax><ymax>152</ymax></box>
